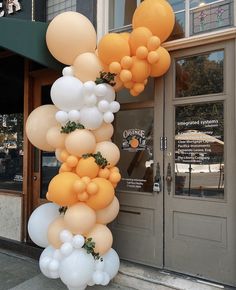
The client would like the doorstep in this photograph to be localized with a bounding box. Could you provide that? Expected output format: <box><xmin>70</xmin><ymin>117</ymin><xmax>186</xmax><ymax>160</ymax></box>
<box><xmin>114</xmin><ymin>260</ymin><xmax>235</xmax><ymax>290</ymax></box>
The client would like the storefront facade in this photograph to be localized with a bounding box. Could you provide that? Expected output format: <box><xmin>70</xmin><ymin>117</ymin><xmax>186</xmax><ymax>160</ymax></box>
<box><xmin>0</xmin><ymin>0</ymin><xmax>236</xmax><ymax>287</ymax></box>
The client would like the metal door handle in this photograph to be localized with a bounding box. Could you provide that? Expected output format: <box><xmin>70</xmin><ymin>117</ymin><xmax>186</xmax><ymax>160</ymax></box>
<box><xmin>166</xmin><ymin>163</ymin><xmax>172</xmax><ymax>194</ymax></box>
<box><xmin>153</xmin><ymin>162</ymin><xmax>161</xmax><ymax>193</ymax></box>
<box><xmin>33</xmin><ymin>176</ymin><xmax>37</xmax><ymax>181</ymax></box>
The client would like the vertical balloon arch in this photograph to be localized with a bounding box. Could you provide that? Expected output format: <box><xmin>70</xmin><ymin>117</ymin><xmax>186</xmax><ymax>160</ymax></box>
<box><xmin>26</xmin><ymin>1</ymin><xmax>174</xmax><ymax>289</ymax></box>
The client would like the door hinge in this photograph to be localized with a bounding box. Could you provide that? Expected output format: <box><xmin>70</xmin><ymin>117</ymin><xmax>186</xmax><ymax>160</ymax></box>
<box><xmin>160</xmin><ymin>137</ymin><xmax>167</xmax><ymax>151</ymax></box>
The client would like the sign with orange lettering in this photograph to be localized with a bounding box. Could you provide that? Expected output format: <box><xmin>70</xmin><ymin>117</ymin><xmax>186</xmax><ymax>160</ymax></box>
<box><xmin>122</xmin><ymin>128</ymin><xmax>146</xmax><ymax>151</ymax></box>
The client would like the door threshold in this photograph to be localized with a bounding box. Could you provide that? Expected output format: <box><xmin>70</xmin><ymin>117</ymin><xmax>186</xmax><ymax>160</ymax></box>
<box><xmin>113</xmin><ymin>260</ymin><xmax>235</xmax><ymax>290</ymax></box>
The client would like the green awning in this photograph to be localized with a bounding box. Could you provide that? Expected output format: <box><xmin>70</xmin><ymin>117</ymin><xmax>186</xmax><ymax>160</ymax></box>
<box><xmin>0</xmin><ymin>17</ymin><xmax>63</xmax><ymax>71</ymax></box>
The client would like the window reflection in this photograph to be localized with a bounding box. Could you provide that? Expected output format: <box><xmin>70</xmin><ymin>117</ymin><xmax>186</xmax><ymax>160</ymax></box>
<box><xmin>175</xmin><ymin>102</ymin><xmax>224</xmax><ymax>199</ymax></box>
<box><xmin>176</xmin><ymin>50</ymin><xmax>224</xmax><ymax>98</ymax></box>
<box><xmin>114</xmin><ymin>109</ymin><xmax>154</xmax><ymax>193</ymax></box>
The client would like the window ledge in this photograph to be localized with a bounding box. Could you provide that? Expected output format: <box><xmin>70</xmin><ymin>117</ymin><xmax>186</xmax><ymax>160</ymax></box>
<box><xmin>163</xmin><ymin>27</ymin><xmax>236</xmax><ymax>51</ymax></box>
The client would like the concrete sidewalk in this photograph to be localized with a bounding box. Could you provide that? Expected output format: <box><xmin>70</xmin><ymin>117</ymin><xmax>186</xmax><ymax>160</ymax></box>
<box><xmin>0</xmin><ymin>250</ymin><xmax>134</xmax><ymax>290</ymax></box>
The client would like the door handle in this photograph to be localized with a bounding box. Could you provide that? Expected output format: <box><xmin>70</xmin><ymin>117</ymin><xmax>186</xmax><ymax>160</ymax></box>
<box><xmin>166</xmin><ymin>163</ymin><xmax>172</xmax><ymax>194</ymax></box>
<box><xmin>153</xmin><ymin>162</ymin><xmax>161</xmax><ymax>193</ymax></box>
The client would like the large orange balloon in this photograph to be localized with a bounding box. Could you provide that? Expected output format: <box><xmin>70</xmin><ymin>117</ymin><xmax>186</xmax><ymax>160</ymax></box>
<box><xmin>73</xmin><ymin>52</ymin><xmax>103</xmax><ymax>82</ymax></box>
<box><xmin>64</xmin><ymin>203</ymin><xmax>96</xmax><ymax>235</ymax></box>
<box><xmin>46</xmin><ymin>12</ymin><xmax>97</xmax><ymax>65</ymax></box>
<box><xmin>47</xmin><ymin>217</ymin><xmax>67</xmax><ymax>249</ymax></box>
<box><xmin>129</xmin><ymin>27</ymin><xmax>152</xmax><ymax>55</ymax></box>
<box><xmin>96</xmin><ymin>196</ymin><xmax>120</xmax><ymax>224</ymax></box>
<box><xmin>130</xmin><ymin>57</ymin><xmax>151</xmax><ymax>83</ymax></box>
<box><xmin>86</xmin><ymin>178</ymin><xmax>114</xmax><ymax>210</ymax></box>
<box><xmin>47</xmin><ymin>172</ymin><xmax>79</xmax><ymax>206</ymax></box>
<box><xmin>86</xmin><ymin>224</ymin><xmax>113</xmax><ymax>255</ymax></box>
<box><xmin>26</xmin><ymin>105</ymin><xmax>58</xmax><ymax>151</ymax></box>
<box><xmin>98</xmin><ymin>33</ymin><xmax>130</xmax><ymax>65</ymax></box>
<box><xmin>94</xmin><ymin>141</ymin><xmax>120</xmax><ymax>168</ymax></box>
<box><xmin>132</xmin><ymin>0</ymin><xmax>175</xmax><ymax>43</ymax></box>
<box><xmin>150</xmin><ymin>47</ymin><xmax>171</xmax><ymax>77</ymax></box>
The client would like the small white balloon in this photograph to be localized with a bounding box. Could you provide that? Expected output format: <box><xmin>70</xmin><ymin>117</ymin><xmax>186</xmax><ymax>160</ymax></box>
<box><xmin>80</xmin><ymin>106</ymin><xmax>103</xmax><ymax>130</ymax></box>
<box><xmin>103</xmin><ymin>111</ymin><xmax>114</xmax><ymax>123</ymax></box>
<box><xmin>102</xmin><ymin>248</ymin><xmax>120</xmax><ymax>279</ymax></box>
<box><xmin>84</xmin><ymin>94</ymin><xmax>97</xmax><ymax>107</ymax></box>
<box><xmin>103</xmin><ymin>84</ymin><xmax>116</xmax><ymax>102</ymax></box>
<box><xmin>68</xmin><ymin>110</ymin><xmax>80</xmax><ymax>122</ymax></box>
<box><xmin>98</xmin><ymin>100</ymin><xmax>110</xmax><ymax>113</ymax></box>
<box><xmin>109</xmin><ymin>101</ymin><xmax>120</xmax><ymax>113</ymax></box>
<box><xmin>67</xmin><ymin>286</ymin><xmax>87</xmax><ymax>290</ymax></box>
<box><xmin>83</xmin><ymin>81</ymin><xmax>96</xmax><ymax>96</ymax></box>
<box><xmin>49</xmin><ymin>259</ymin><xmax>59</xmax><ymax>272</ymax></box>
<box><xmin>53</xmin><ymin>249</ymin><xmax>63</xmax><ymax>261</ymax></box>
<box><xmin>72</xmin><ymin>235</ymin><xmax>85</xmax><ymax>249</ymax></box>
<box><xmin>95</xmin><ymin>84</ymin><xmax>107</xmax><ymax>97</ymax></box>
<box><xmin>93</xmin><ymin>271</ymin><xmax>104</xmax><ymax>285</ymax></box>
<box><xmin>95</xmin><ymin>259</ymin><xmax>105</xmax><ymax>271</ymax></box>
<box><xmin>49</xmin><ymin>271</ymin><xmax>60</xmax><ymax>279</ymax></box>
<box><xmin>55</xmin><ymin>111</ymin><xmax>69</xmax><ymax>124</ymax></box>
<box><xmin>101</xmin><ymin>272</ymin><xmax>110</xmax><ymax>286</ymax></box>
<box><xmin>62</xmin><ymin>67</ymin><xmax>74</xmax><ymax>76</ymax></box>
<box><xmin>39</xmin><ymin>246</ymin><xmax>59</xmax><ymax>279</ymax></box>
<box><xmin>87</xmin><ymin>280</ymin><xmax>95</xmax><ymax>286</ymax></box>
<box><xmin>40</xmin><ymin>256</ymin><xmax>51</xmax><ymax>270</ymax></box>
<box><xmin>60</xmin><ymin>230</ymin><xmax>73</xmax><ymax>243</ymax></box>
<box><xmin>60</xmin><ymin>242</ymin><xmax>73</xmax><ymax>256</ymax></box>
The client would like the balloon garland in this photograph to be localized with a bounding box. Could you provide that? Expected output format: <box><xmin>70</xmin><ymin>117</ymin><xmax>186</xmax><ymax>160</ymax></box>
<box><xmin>27</xmin><ymin>1</ymin><xmax>174</xmax><ymax>289</ymax></box>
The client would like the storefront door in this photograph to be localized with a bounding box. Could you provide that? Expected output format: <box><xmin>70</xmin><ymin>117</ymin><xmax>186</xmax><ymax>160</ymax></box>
<box><xmin>113</xmin><ymin>39</ymin><xmax>236</xmax><ymax>287</ymax></box>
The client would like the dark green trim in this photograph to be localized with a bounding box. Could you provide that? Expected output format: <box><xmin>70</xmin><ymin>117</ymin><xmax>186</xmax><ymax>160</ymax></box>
<box><xmin>0</xmin><ymin>17</ymin><xmax>63</xmax><ymax>71</ymax></box>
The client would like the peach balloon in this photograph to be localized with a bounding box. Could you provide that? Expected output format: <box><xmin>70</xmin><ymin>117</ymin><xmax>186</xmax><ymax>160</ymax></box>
<box><xmin>65</xmin><ymin>129</ymin><xmax>96</xmax><ymax>157</ymax></box>
<box><xmin>92</xmin><ymin>123</ymin><xmax>114</xmax><ymax>143</ymax></box>
<box><xmin>150</xmin><ymin>47</ymin><xmax>171</xmax><ymax>77</ymax></box>
<box><xmin>96</xmin><ymin>196</ymin><xmax>120</xmax><ymax>224</ymax></box>
<box><xmin>64</xmin><ymin>203</ymin><xmax>96</xmax><ymax>235</ymax></box>
<box><xmin>76</xmin><ymin>157</ymin><xmax>99</xmax><ymax>179</ymax></box>
<box><xmin>86</xmin><ymin>224</ymin><xmax>113</xmax><ymax>255</ymax></box>
<box><xmin>73</xmin><ymin>52</ymin><xmax>103</xmax><ymax>82</ymax></box>
<box><xmin>129</xmin><ymin>27</ymin><xmax>152</xmax><ymax>55</ymax></box>
<box><xmin>130</xmin><ymin>57</ymin><xmax>151</xmax><ymax>83</ymax></box>
<box><xmin>55</xmin><ymin>148</ymin><xmax>64</xmax><ymax>162</ymax></box>
<box><xmin>46</xmin><ymin>126</ymin><xmax>66</xmax><ymax>149</ymax></box>
<box><xmin>86</xmin><ymin>178</ymin><xmax>115</xmax><ymax>210</ymax></box>
<box><xmin>47</xmin><ymin>172</ymin><xmax>79</xmax><ymax>206</ymax></box>
<box><xmin>26</xmin><ymin>105</ymin><xmax>58</xmax><ymax>151</ymax></box>
<box><xmin>46</xmin><ymin>12</ymin><xmax>97</xmax><ymax>65</ymax></box>
<box><xmin>47</xmin><ymin>217</ymin><xmax>67</xmax><ymax>248</ymax></box>
<box><xmin>94</xmin><ymin>141</ymin><xmax>120</xmax><ymax>168</ymax></box>
<box><xmin>132</xmin><ymin>0</ymin><xmax>175</xmax><ymax>43</ymax></box>
<box><xmin>98</xmin><ymin>33</ymin><xmax>130</xmax><ymax>65</ymax></box>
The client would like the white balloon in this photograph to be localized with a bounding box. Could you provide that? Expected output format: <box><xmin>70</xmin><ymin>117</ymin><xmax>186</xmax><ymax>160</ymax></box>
<box><xmin>84</xmin><ymin>94</ymin><xmax>97</xmax><ymax>107</ymax></box>
<box><xmin>83</xmin><ymin>81</ymin><xmax>96</xmax><ymax>96</ymax></box>
<box><xmin>59</xmin><ymin>249</ymin><xmax>95</xmax><ymax>287</ymax></box>
<box><xmin>60</xmin><ymin>242</ymin><xmax>73</xmax><ymax>256</ymax></box>
<box><xmin>56</xmin><ymin>111</ymin><xmax>69</xmax><ymax>124</ymax></box>
<box><xmin>98</xmin><ymin>100</ymin><xmax>110</xmax><ymax>113</ymax></box>
<box><xmin>103</xmin><ymin>84</ymin><xmax>116</xmax><ymax>102</ymax></box>
<box><xmin>39</xmin><ymin>246</ymin><xmax>59</xmax><ymax>279</ymax></box>
<box><xmin>53</xmin><ymin>249</ymin><xmax>63</xmax><ymax>261</ymax></box>
<box><xmin>95</xmin><ymin>259</ymin><xmax>105</xmax><ymax>271</ymax></box>
<box><xmin>67</xmin><ymin>285</ymin><xmax>87</xmax><ymax>290</ymax></box>
<box><xmin>49</xmin><ymin>259</ymin><xmax>60</xmax><ymax>272</ymax></box>
<box><xmin>101</xmin><ymin>272</ymin><xmax>110</xmax><ymax>286</ymax></box>
<box><xmin>62</xmin><ymin>67</ymin><xmax>74</xmax><ymax>76</ymax></box>
<box><xmin>92</xmin><ymin>271</ymin><xmax>104</xmax><ymax>285</ymax></box>
<box><xmin>51</xmin><ymin>76</ymin><xmax>84</xmax><ymax>111</ymax></box>
<box><xmin>60</xmin><ymin>230</ymin><xmax>73</xmax><ymax>243</ymax></box>
<box><xmin>109</xmin><ymin>101</ymin><xmax>120</xmax><ymax>113</ymax></box>
<box><xmin>87</xmin><ymin>280</ymin><xmax>95</xmax><ymax>286</ymax></box>
<box><xmin>72</xmin><ymin>235</ymin><xmax>85</xmax><ymax>249</ymax></box>
<box><xmin>95</xmin><ymin>84</ymin><xmax>107</xmax><ymax>97</ymax></box>
<box><xmin>68</xmin><ymin>110</ymin><xmax>80</xmax><ymax>122</ymax></box>
<box><xmin>103</xmin><ymin>111</ymin><xmax>114</xmax><ymax>124</ymax></box>
<box><xmin>80</xmin><ymin>107</ymin><xmax>103</xmax><ymax>130</ymax></box>
<box><xmin>28</xmin><ymin>203</ymin><xmax>60</xmax><ymax>248</ymax></box>
<box><xmin>102</xmin><ymin>248</ymin><xmax>120</xmax><ymax>279</ymax></box>
<box><xmin>50</xmin><ymin>271</ymin><xmax>60</xmax><ymax>279</ymax></box>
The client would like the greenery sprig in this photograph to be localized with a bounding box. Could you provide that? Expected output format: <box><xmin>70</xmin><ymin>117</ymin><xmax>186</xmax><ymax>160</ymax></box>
<box><xmin>59</xmin><ymin>206</ymin><xmax>68</xmax><ymax>215</ymax></box>
<box><xmin>82</xmin><ymin>237</ymin><xmax>102</xmax><ymax>260</ymax></box>
<box><xmin>61</xmin><ymin>121</ymin><xmax>85</xmax><ymax>134</ymax></box>
<box><xmin>82</xmin><ymin>151</ymin><xmax>109</xmax><ymax>168</ymax></box>
<box><xmin>95</xmin><ymin>71</ymin><xmax>116</xmax><ymax>87</ymax></box>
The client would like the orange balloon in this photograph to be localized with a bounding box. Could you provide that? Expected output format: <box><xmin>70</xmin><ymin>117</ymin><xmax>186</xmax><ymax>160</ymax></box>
<box><xmin>133</xmin><ymin>82</ymin><xmax>145</xmax><ymax>94</ymax></box>
<box><xmin>98</xmin><ymin>33</ymin><xmax>130</xmax><ymax>65</ymax></box>
<box><xmin>113</xmin><ymin>75</ymin><xmax>124</xmax><ymax>92</ymax></box>
<box><xmin>121</xmin><ymin>56</ymin><xmax>133</xmax><ymax>69</ymax></box>
<box><xmin>92</xmin><ymin>122</ymin><xmax>114</xmax><ymax>143</ymax></box>
<box><xmin>86</xmin><ymin>178</ymin><xmax>115</xmax><ymax>210</ymax></box>
<box><xmin>98</xmin><ymin>168</ymin><xmax>110</xmax><ymax>179</ymax></box>
<box><xmin>120</xmin><ymin>69</ymin><xmax>132</xmax><ymax>83</ymax></box>
<box><xmin>96</xmin><ymin>196</ymin><xmax>120</xmax><ymax>224</ymax></box>
<box><xmin>46</xmin><ymin>12</ymin><xmax>97</xmax><ymax>65</ymax></box>
<box><xmin>66</xmin><ymin>155</ymin><xmax>79</xmax><ymax>168</ymax></box>
<box><xmin>132</xmin><ymin>0</ymin><xmax>175</xmax><ymax>43</ymax></box>
<box><xmin>130</xmin><ymin>57</ymin><xmax>151</xmax><ymax>83</ymax></box>
<box><xmin>86</xmin><ymin>224</ymin><xmax>113</xmax><ymax>255</ymax></box>
<box><xmin>136</xmin><ymin>46</ymin><xmax>149</xmax><ymax>59</ymax></box>
<box><xmin>47</xmin><ymin>217</ymin><xmax>67</xmax><ymax>249</ymax></box>
<box><xmin>76</xmin><ymin>157</ymin><xmax>99</xmax><ymax>179</ymax></box>
<box><xmin>120</xmin><ymin>32</ymin><xmax>130</xmax><ymax>42</ymax></box>
<box><xmin>129</xmin><ymin>27</ymin><xmax>152</xmax><ymax>55</ymax></box>
<box><xmin>64</xmin><ymin>203</ymin><xmax>96</xmax><ymax>235</ymax></box>
<box><xmin>73</xmin><ymin>52</ymin><xmax>103</xmax><ymax>82</ymax></box>
<box><xmin>109</xmin><ymin>62</ymin><xmax>122</xmax><ymax>74</ymax></box>
<box><xmin>150</xmin><ymin>47</ymin><xmax>171</xmax><ymax>77</ymax></box>
<box><xmin>94</xmin><ymin>141</ymin><xmax>120</xmax><ymax>168</ymax></box>
<box><xmin>47</xmin><ymin>172</ymin><xmax>79</xmax><ymax>206</ymax></box>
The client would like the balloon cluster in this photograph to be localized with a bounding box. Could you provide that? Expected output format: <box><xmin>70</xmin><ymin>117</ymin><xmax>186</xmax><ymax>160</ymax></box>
<box><xmin>26</xmin><ymin>1</ymin><xmax>174</xmax><ymax>289</ymax></box>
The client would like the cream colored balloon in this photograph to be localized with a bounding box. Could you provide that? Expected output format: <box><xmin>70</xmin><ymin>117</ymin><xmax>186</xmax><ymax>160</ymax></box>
<box><xmin>94</xmin><ymin>141</ymin><xmax>120</xmax><ymax>168</ymax></box>
<box><xmin>65</xmin><ymin>129</ymin><xmax>96</xmax><ymax>157</ymax></box>
<box><xmin>26</xmin><ymin>105</ymin><xmax>58</xmax><ymax>151</ymax></box>
<box><xmin>46</xmin><ymin>126</ymin><xmax>66</xmax><ymax>149</ymax></box>
<box><xmin>86</xmin><ymin>224</ymin><xmax>113</xmax><ymax>255</ymax></box>
<box><xmin>96</xmin><ymin>196</ymin><xmax>120</xmax><ymax>224</ymax></box>
<box><xmin>92</xmin><ymin>123</ymin><xmax>114</xmax><ymax>142</ymax></box>
<box><xmin>64</xmin><ymin>203</ymin><xmax>96</xmax><ymax>235</ymax></box>
<box><xmin>46</xmin><ymin>12</ymin><xmax>97</xmax><ymax>65</ymax></box>
<box><xmin>47</xmin><ymin>217</ymin><xmax>67</xmax><ymax>249</ymax></box>
<box><xmin>73</xmin><ymin>52</ymin><xmax>103</xmax><ymax>82</ymax></box>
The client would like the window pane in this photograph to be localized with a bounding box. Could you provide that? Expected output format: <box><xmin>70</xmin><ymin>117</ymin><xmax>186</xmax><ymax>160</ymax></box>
<box><xmin>167</xmin><ymin>11</ymin><xmax>185</xmax><ymax>41</ymax></box>
<box><xmin>176</xmin><ymin>50</ymin><xmax>224</xmax><ymax>98</ymax></box>
<box><xmin>175</xmin><ymin>102</ymin><xmax>224</xmax><ymax>199</ymax></box>
<box><xmin>168</xmin><ymin>0</ymin><xmax>185</xmax><ymax>11</ymax></box>
<box><xmin>114</xmin><ymin>108</ymin><xmax>154</xmax><ymax>193</ymax></box>
<box><xmin>109</xmin><ymin>0</ymin><xmax>137</xmax><ymax>30</ymax></box>
<box><xmin>47</xmin><ymin>0</ymin><xmax>77</xmax><ymax>21</ymax></box>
